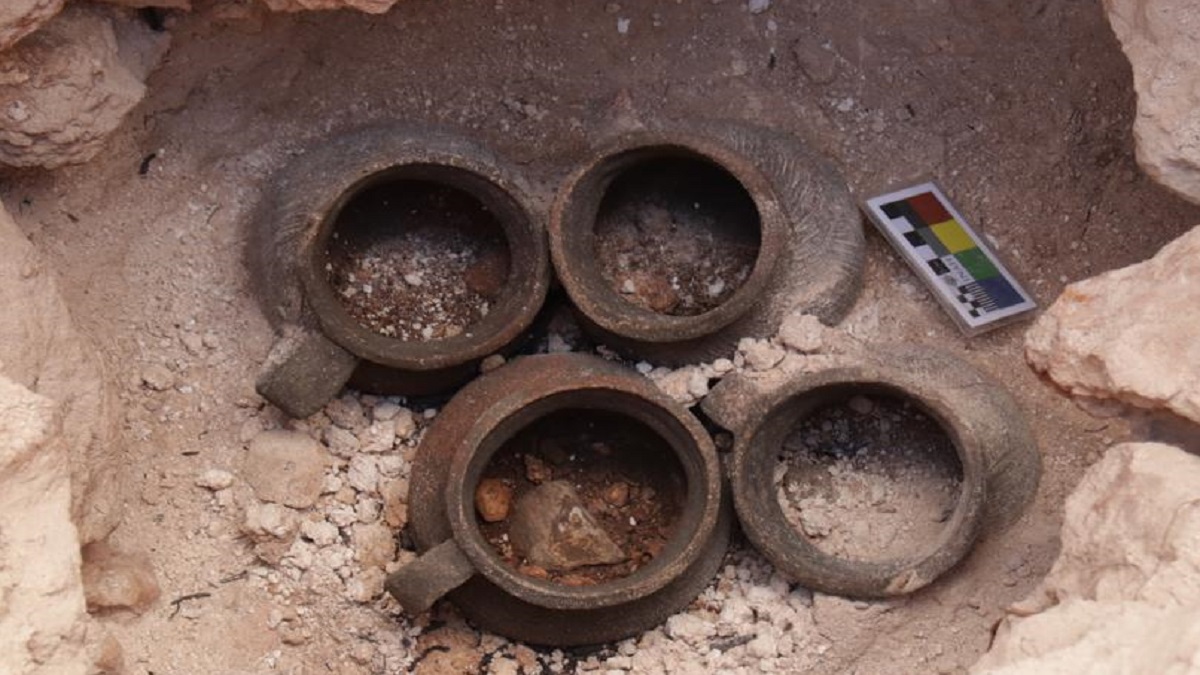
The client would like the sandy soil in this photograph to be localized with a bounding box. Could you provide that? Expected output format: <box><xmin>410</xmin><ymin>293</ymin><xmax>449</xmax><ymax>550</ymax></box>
<box><xmin>3</xmin><ymin>1</ymin><xmax>1199</xmax><ymax>674</ymax></box>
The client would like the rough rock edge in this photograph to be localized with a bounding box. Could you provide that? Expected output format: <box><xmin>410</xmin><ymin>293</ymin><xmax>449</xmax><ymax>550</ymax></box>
<box><xmin>0</xmin><ymin>375</ymin><xmax>91</xmax><ymax>675</ymax></box>
<box><xmin>0</xmin><ymin>0</ymin><xmax>62</xmax><ymax>52</ymax></box>
<box><xmin>0</xmin><ymin>5</ymin><xmax>166</xmax><ymax>169</ymax></box>
<box><xmin>1104</xmin><ymin>0</ymin><xmax>1200</xmax><ymax>204</ymax></box>
<box><xmin>0</xmin><ymin>198</ymin><xmax>125</xmax><ymax>544</ymax></box>
<box><xmin>970</xmin><ymin>442</ymin><xmax>1200</xmax><ymax>673</ymax></box>
<box><xmin>1025</xmin><ymin>224</ymin><xmax>1200</xmax><ymax>424</ymax></box>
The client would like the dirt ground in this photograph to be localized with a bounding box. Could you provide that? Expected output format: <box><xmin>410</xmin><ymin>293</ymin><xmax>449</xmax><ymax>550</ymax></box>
<box><xmin>3</xmin><ymin>1</ymin><xmax>1200</xmax><ymax>673</ymax></box>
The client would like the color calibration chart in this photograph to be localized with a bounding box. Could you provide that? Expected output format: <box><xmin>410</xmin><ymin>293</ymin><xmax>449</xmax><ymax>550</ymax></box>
<box><xmin>863</xmin><ymin>182</ymin><xmax>1036</xmax><ymax>335</ymax></box>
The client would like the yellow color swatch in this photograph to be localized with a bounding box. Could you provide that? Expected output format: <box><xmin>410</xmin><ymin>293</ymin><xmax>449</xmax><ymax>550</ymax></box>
<box><xmin>929</xmin><ymin>219</ymin><xmax>974</xmax><ymax>254</ymax></box>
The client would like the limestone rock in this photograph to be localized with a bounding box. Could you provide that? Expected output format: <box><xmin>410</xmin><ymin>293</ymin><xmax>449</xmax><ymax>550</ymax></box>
<box><xmin>1105</xmin><ymin>0</ymin><xmax>1200</xmax><ymax>203</ymax></box>
<box><xmin>971</xmin><ymin>442</ymin><xmax>1200</xmax><ymax>673</ymax></box>
<box><xmin>509</xmin><ymin>480</ymin><xmax>625</xmax><ymax>571</ymax></box>
<box><xmin>346</xmin><ymin>455</ymin><xmax>378</xmax><ymax>494</ymax></box>
<box><xmin>259</xmin><ymin>0</ymin><xmax>401</xmax><ymax>14</ymax></box>
<box><xmin>777</xmin><ymin>313</ymin><xmax>828</xmax><ymax>353</ymax></box>
<box><xmin>242</xmin><ymin>502</ymin><xmax>298</xmax><ymax>541</ymax></box>
<box><xmin>392</xmin><ymin>407</ymin><xmax>417</xmax><ymax>440</ymax></box>
<box><xmin>379</xmin><ymin>478</ymin><xmax>408</xmax><ymax>528</ymax></box>
<box><xmin>652</xmin><ymin>365</ymin><xmax>710</xmax><ymax>407</ymax></box>
<box><xmin>243</xmin><ymin>430</ymin><xmax>328</xmax><ymax>508</ymax></box>
<box><xmin>351</xmin><ymin>522</ymin><xmax>396</xmax><ymax>570</ymax></box>
<box><xmin>0</xmin><ymin>199</ymin><xmax>122</xmax><ymax>544</ymax></box>
<box><xmin>1025</xmin><ymin>225</ymin><xmax>1200</xmax><ymax>424</ymax></box>
<box><xmin>299</xmin><ymin>518</ymin><xmax>339</xmax><ymax>547</ymax></box>
<box><xmin>0</xmin><ymin>0</ymin><xmax>62</xmax><ymax>52</ymax></box>
<box><xmin>739</xmin><ymin>337</ymin><xmax>785</xmax><ymax>371</ymax></box>
<box><xmin>80</xmin><ymin>542</ymin><xmax>160</xmax><ymax>616</ymax></box>
<box><xmin>0</xmin><ymin>375</ymin><xmax>91</xmax><ymax>675</ymax></box>
<box><xmin>0</xmin><ymin>7</ymin><xmax>161</xmax><ymax>169</ymax></box>
<box><xmin>195</xmin><ymin>468</ymin><xmax>234</xmax><ymax>491</ymax></box>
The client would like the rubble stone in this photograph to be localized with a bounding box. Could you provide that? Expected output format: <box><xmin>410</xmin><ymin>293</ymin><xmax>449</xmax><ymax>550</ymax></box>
<box><xmin>0</xmin><ymin>0</ymin><xmax>61</xmax><ymax>52</ymax></box>
<box><xmin>325</xmin><ymin>395</ymin><xmax>366</xmax><ymax>430</ymax></box>
<box><xmin>509</xmin><ymin>481</ymin><xmax>625</xmax><ymax>571</ymax></box>
<box><xmin>738</xmin><ymin>338</ymin><xmax>785</xmax><ymax>371</ymax></box>
<box><xmin>971</xmin><ymin>442</ymin><xmax>1200</xmax><ymax>673</ymax></box>
<box><xmin>0</xmin><ymin>197</ymin><xmax>122</xmax><ymax>544</ymax></box>
<box><xmin>1025</xmin><ymin>225</ymin><xmax>1200</xmax><ymax>423</ymax></box>
<box><xmin>300</xmin><ymin>519</ymin><xmax>339</xmax><ymax>547</ymax></box>
<box><xmin>0</xmin><ymin>376</ymin><xmax>90</xmax><ymax>675</ymax></box>
<box><xmin>352</xmin><ymin>523</ymin><xmax>397</xmax><ymax>570</ymax></box>
<box><xmin>242</xmin><ymin>502</ymin><xmax>297</xmax><ymax>541</ymax></box>
<box><xmin>244</xmin><ymin>430</ymin><xmax>328</xmax><ymax>508</ymax></box>
<box><xmin>393</xmin><ymin>408</ymin><xmax>417</xmax><ymax>440</ymax></box>
<box><xmin>1105</xmin><ymin>0</ymin><xmax>1200</xmax><ymax>203</ymax></box>
<box><xmin>777</xmin><ymin>313</ymin><xmax>827</xmax><ymax>353</ymax></box>
<box><xmin>0</xmin><ymin>7</ymin><xmax>162</xmax><ymax>169</ymax></box>
<box><xmin>346</xmin><ymin>455</ymin><xmax>379</xmax><ymax>494</ymax></box>
<box><xmin>379</xmin><ymin>478</ymin><xmax>408</xmax><ymax>528</ymax></box>
<box><xmin>80</xmin><ymin>542</ymin><xmax>160</xmax><ymax>615</ymax></box>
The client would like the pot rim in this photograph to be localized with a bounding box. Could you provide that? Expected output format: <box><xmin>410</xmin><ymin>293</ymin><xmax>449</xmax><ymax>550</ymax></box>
<box><xmin>729</xmin><ymin>371</ymin><xmax>988</xmax><ymax>597</ymax></box>
<box><xmin>443</xmin><ymin>373</ymin><xmax>723</xmax><ymax>610</ymax></box>
<box><xmin>300</xmin><ymin>159</ymin><xmax>549</xmax><ymax>371</ymax></box>
<box><xmin>549</xmin><ymin>132</ymin><xmax>787</xmax><ymax>343</ymax></box>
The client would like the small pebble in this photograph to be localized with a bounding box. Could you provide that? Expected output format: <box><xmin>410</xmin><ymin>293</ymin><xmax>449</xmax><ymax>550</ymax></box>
<box><xmin>602</xmin><ymin>482</ymin><xmax>630</xmax><ymax>508</ymax></box>
<box><xmin>475</xmin><ymin>478</ymin><xmax>514</xmax><ymax>522</ymax></box>
<box><xmin>480</xmin><ymin>354</ymin><xmax>506</xmax><ymax>372</ymax></box>
<box><xmin>848</xmin><ymin>396</ymin><xmax>874</xmax><ymax>415</ymax></box>
<box><xmin>195</xmin><ymin>469</ymin><xmax>234</xmax><ymax>491</ymax></box>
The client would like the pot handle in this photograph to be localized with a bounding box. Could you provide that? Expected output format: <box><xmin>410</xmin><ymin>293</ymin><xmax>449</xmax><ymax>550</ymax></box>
<box><xmin>385</xmin><ymin>539</ymin><xmax>476</xmax><ymax>615</ymax></box>
<box><xmin>255</xmin><ymin>326</ymin><xmax>359</xmax><ymax>418</ymax></box>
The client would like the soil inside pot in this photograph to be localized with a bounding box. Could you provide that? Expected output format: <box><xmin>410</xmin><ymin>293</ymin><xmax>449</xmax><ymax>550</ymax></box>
<box><xmin>476</xmin><ymin>408</ymin><xmax>686</xmax><ymax>586</ymax></box>
<box><xmin>775</xmin><ymin>394</ymin><xmax>963</xmax><ymax>562</ymax></box>
<box><xmin>593</xmin><ymin>157</ymin><xmax>760</xmax><ymax>316</ymax></box>
<box><xmin>324</xmin><ymin>179</ymin><xmax>511</xmax><ymax>341</ymax></box>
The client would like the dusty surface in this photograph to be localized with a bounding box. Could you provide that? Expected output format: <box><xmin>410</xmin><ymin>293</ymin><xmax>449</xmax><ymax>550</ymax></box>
<box><xmin>776</xmin><ymin>395</ymin><xmax>963</xmax><ymax>562</ymax></box>
<box><xmin>2</xmin><ymin>1</ymin><xmax>1200</xmax><ymax>674</ymax></box>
